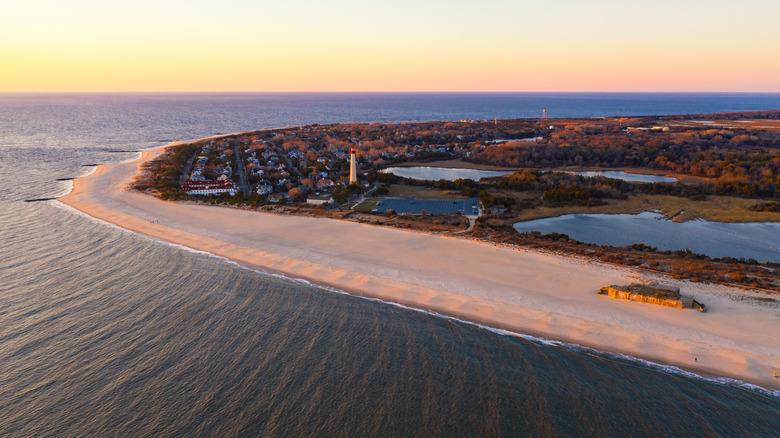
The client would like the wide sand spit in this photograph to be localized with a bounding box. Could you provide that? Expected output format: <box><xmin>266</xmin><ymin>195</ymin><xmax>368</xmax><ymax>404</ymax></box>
<box><xmin>59</xmin><ymin>143</ymin><xmax>780</xmax><ymax>391</ymax></box>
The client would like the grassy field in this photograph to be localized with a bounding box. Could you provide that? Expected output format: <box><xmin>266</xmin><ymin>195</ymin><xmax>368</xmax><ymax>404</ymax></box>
<box><xmin>503</xmin><ymin>194</ymin><xmax>780</xmax><ymax>224</ymax></box>
<box><xmin>353</xmin><ymin>197</ymin><xmax>380</xmax><ymax>211</ymax></box>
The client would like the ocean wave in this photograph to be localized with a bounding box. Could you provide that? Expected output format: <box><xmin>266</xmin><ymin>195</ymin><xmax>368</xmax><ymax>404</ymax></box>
<box><xmin>51</xmin><ymin>164</ymin><xmax>101</xmax><ymax>198</ymax></box>
<box><xmin>117</xmin><ymin>151</ymin><xmax>143</xmax><ymax>163</ymax></box>
<box><xmin>204</xmin><ymin>257</ymin><xmax>780</xmax><ymax>399</ymax></box>
<box><xmin>48</xmin><ymin>198</ymin><xmax>780</xmax><ymax>399</ymax></box>
<box><xmin>54</xmin><ymin>180</ymin><xmax>75</xmax><ymax>198</ymax></box>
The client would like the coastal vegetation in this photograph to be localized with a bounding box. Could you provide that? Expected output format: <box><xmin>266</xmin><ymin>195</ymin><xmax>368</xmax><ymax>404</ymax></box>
<box><xmin>470</xmin><ymin>222</ymin><xmax>779</xmax><ymax>290</ymax></box>
<box><xmin>132</xmin><ymin>111</ymin><xmax>780</xmax><ymax>292</ymax></box>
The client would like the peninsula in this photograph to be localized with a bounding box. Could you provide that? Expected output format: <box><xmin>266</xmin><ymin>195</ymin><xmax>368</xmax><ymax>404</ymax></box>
<box><xmin>59</xmin><ymin>113</ymin><xmax>780</xmax><ymax>390</ymax></box>
<box><xmin>135</xmin><ymin>112</ymin><xmax>780</xmax><ymax>290</ymax></box>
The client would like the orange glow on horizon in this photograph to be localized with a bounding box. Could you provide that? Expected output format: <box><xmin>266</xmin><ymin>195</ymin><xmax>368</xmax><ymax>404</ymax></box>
<box><xmin>1</xmin><ymin>0</ymin><xmax>778</xmax><ymax>92</ymax></box>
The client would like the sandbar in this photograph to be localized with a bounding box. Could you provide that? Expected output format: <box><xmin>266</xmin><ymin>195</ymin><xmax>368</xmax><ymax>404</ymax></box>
<box><xmin>59</xmin><ymin>144</ymin><xmax>780</xmax><ymax>391</ymax></box>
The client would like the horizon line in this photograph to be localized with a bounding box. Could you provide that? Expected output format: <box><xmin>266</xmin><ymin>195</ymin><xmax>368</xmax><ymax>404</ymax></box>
<box><xmin>2</xmin><ymin>90</ymin><xmax>780</xmax><ymax>95</ymax></box>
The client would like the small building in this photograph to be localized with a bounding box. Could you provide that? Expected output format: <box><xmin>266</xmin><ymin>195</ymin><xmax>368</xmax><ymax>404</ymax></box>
<box><xmin>181</xmin><ymin>179</ymin><xmax>237</xmax><ymax>196</ymax></box>
<box><xmin>306</xmin><ymin>194</ymin><xmax>333</xmax><ymax>205</ymax></box>
<box><xmin>490</xmin><ymin>205</ymin><xmax>507</xmax><ymax>215</ymax></box>
<box><xmin>256</xmin><ymin>180</ymin><xmax>273</xmax><ymax>195</ymax></box>
<box><xmin>268</xmin><ymin>193</ymin><xmax>290</xmax><ymax>204</ymax></box>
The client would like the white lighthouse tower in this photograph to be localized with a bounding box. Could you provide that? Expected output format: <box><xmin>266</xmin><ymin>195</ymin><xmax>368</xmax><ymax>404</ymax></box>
<box><xmin>349</xmin><ymin>146</ymin><xmax>357</xmax><ymax>183</ymax></box>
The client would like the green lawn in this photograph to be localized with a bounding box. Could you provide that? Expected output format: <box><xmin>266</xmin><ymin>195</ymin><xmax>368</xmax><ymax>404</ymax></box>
<box><xmin>353</xmin><ymin>197</ymin><xmax>380</xmax><ymax>211</ymax></box>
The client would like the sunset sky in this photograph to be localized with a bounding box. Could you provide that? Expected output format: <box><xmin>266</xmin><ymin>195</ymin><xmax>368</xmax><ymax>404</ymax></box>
<box><xmin>2</xmin><ymin>0</ymin><xmax>779</xmax><ymax>92</ymax></box>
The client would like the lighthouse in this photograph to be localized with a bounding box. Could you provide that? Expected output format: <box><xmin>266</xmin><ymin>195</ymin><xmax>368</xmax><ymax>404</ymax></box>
<box><xmin>349</xmin><ymin>146</ymin><xmax>357</xmax><ymax>183</ymax></box>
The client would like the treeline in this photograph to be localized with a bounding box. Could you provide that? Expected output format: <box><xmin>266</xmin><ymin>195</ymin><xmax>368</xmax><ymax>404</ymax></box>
<box><xmin>468</xmin><ymin>125</ymin><xmax>780</xmax><ymax>198</ymax></box>
<box><xmin>132</xmin><ymin>143</ymin><xmax>201</xmax><ymax>199</ymax></box>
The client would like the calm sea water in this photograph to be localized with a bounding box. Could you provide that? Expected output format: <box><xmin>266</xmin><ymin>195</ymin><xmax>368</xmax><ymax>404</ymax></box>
<box><xmin>1</xmin><ymin>93</ymin><xmax>779</xmax><ymax>437</ymax></box>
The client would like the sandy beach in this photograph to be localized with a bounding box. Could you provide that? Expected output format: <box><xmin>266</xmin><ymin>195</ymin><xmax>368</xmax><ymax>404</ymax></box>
<box><xmin>59</xmin><ymin>145</ymin><xmax>780</xmax><ymax>391</ymax></box>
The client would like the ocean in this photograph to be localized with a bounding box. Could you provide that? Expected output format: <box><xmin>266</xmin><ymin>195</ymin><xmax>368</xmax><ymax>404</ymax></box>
<box><xmin>1</xmin><ymin>93</ymin><xmax>779</xmax><ymax>437</ymax></box>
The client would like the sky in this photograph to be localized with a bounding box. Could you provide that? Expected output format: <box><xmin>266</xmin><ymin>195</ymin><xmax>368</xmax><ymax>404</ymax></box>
<box><xmin>1</xmin><ymin>0</ymin><xmax>779</xmax><ymax>92</ymax></box>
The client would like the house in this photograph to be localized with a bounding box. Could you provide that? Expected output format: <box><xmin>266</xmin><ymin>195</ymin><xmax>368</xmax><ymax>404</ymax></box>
<box><xmin>256</xmin><ymin>180</ymin><xmax>273</xmax><ymax>195</ymax></box>
<box><xmin>316</xmin><ymin>178</ymin><xmax>334</xmax><ymax>189</ymax></box>
<box><xmin>181</xmin><ymin>179</ymin><xmax>237</xmax><ymax>196</ymax></box>
<box><xmin>490</xmin><ymin>205</ymin><xmax>507</xmax><ymax>215</ymax></box>
<box><xmin>268</xmin><ymin>193</ymin><xmax>290</xmax><ymax>204</ymax></box>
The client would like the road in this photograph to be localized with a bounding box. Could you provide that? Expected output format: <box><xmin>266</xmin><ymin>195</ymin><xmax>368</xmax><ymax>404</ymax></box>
<box><xmin>179</xmin><ymin>155</ymin><xmax>195</xmax><ymax>187</ymax></box>
<box><xmin>232</xmin><ymin>141</ymin><xmax>250</xmax><ymax>195</ymax></box>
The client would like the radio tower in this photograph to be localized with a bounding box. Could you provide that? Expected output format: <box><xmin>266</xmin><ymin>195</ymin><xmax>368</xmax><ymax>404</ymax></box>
<box><xmin>349</xmin><ymin>146</ymin><xmax>357</xmax><ymax>183</ymax></box>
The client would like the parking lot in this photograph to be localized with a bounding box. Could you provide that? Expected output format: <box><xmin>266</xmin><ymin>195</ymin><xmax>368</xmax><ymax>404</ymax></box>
<box><xmin>373</xmin><ymin>197</ymin><xmax>479</xmax><ymax>216</ymax></box>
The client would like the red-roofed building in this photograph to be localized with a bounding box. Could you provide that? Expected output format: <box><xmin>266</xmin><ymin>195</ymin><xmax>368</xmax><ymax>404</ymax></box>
<box><xmin>181</xmin><ymin>179</ymin><xmax>237</xmax><ymax>196</ymax></box>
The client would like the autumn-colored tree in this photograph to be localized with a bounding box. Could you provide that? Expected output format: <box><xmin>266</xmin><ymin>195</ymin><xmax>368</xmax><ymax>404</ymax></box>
<box><xmin>288</xmin><ymin>187</ymin><xmax>304</xmax><ymax>201</ymax></box>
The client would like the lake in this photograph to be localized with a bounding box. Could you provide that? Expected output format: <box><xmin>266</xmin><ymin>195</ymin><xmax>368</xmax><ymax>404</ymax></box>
<box><xmin>383</xmin><ymin>166</ymin><xmax>679</xmax><ymax>183</ymax></box>
<box><xmin>566</xmin><ymin>170</ymin><xmax>678</xmax><ymax>183</ymax></box>
<box><xmin>382</xmin><ymin>166</ymin><xmax>512</xmax><ymax>181</ymax></box>
<box><xmin>513</xmin><ymin>211</ymin><xmax>780</xmax><ymax>262</ymax></box>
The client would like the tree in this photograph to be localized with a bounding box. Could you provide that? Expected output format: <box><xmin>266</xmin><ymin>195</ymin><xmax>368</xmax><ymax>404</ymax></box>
<box><xmin>288</xmin><ymin>187</ymin><xmax>304</xmax><ymax>201</ymax></box>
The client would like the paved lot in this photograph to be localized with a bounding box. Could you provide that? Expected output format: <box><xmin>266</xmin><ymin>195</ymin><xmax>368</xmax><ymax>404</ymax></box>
<box><xmin>373</xmin><ymin>197</ymin><xmax>478</xmax><ymax>215</ymax></box>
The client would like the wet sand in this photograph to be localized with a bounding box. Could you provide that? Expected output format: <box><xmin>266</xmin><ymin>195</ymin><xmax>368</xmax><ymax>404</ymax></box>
<box><xmin>59</xmin><ymin>145</ymin><xmax>780</xmax><ymax>390</ymax></box>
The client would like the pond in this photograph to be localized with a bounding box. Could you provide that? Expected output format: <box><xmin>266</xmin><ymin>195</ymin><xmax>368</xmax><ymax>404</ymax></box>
<box><xmin>381</xmin><ymin>166</ymin><xmax>512</xmax><ymax>181</ymax></box>
<box><xmin>384</xmin><ymin>166</ymin><xmax>678</xmax><ymax>183</ymax></box>
<box><xmin>513</xmin><ymin>211</ymin><xmax>780</xmax><ymax>262</ymax></box>
<box><xmin>565</xmin><ymin>171</ymin><xmax>678</xmax><ymax>183</ymax></box>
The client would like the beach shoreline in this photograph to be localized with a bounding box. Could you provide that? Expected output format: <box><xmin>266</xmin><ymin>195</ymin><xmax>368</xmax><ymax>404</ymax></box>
<box><xmin>59</xmin><ymin>143</ymin><xmax>780</xmax><ymax>391</ymax></box>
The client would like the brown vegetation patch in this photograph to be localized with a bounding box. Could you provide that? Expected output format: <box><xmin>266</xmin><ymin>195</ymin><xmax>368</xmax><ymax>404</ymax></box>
<box><xmin>500</xmin><ymin>194</ymin><xmax>780</xmax><ymax>224</ymax></box>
